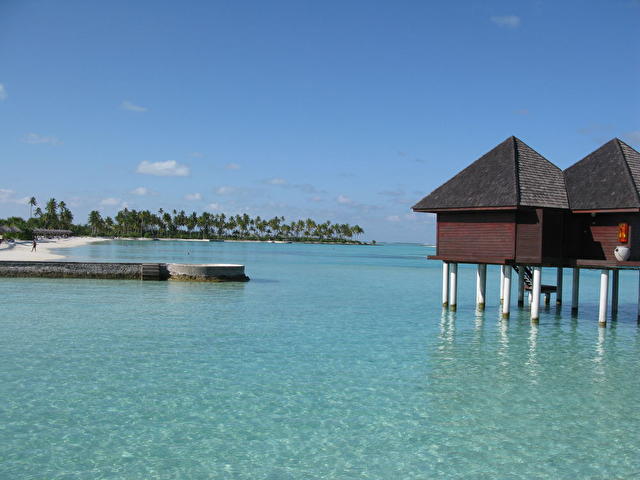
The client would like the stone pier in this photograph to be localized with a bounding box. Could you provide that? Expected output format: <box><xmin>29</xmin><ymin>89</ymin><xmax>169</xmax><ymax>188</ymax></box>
<box><xmin>0</xmin><ymin>261</ymin><xmax>249</xmax><ymax>282</ymax></box>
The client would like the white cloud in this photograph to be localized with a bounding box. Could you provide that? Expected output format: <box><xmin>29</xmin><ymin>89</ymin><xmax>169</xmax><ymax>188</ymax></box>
<box><xmin>185</xmin><ymin>192</ymin><xmax>202</xmax><ymax>201</ymax></box>
<box><xmin>225</xmin><ymin>163</ymin><xmax>240</xmax><ymax>170</ymax></box>
<box><xmin>0</xmin><ymin>84</ymin><xmax>6</xmax><ymax>101</ymax></box>
<box><xmin>0</xmin><ymin>189</ymin><xmax>29</xmax><ymax>205</ymax></box>
<box><xmin>215</xmin><ymin>186</ymin><xmax>236</xmax><ymax>195</ymax></box>
<box><xmin>267</xmin><ymin>177</ymin><xmax>287</xmax><ymax>185</ymax></box>
<box><xmin>67</xmin><ymin>197</ymin><xmax>82</xmax><ymax>207</ymax></box>
<box><xmin>624</xmin><ymin>131</ymin><xmax>640</xmax><ymax>144</ymax></box>
<box><xmin>337</xmin><ymin>194</ymin><xmax>353</xmax><ymax>204</ymax></box>
<box><xmin>310</xmin><ymin>196</ymin><xmax>323</xmax><ymax>202</ymax></box>
<box><xmin>208</xmin><ymin>203</ymin><xmax>222</xmax><ymax>211</ymax></box>
<box><xmin>0</xmin><ymin>189</ymin><xmax>14</xmax><ymax>202</ymax></box>
<box><xmin>21</xmin><ymin>132</ymin><xmax>62</xmax><ymax>146</ymax></box>
<box><xmin>386</xmin><ymin>215</ymin><xmax>401</xmax><ymax>222</ymax></box>
<box><xmin>266</xmin><ymin>177</ymin><xmax>322</xmax><ymax>194</ymax></box>
<box><xmin>490</xmin><ymin>15</ymin><xmax>521</xmax><ymax>28</ymax></box>
<box><xmin>130</xmin><ymin>187</ymin><xmax>150</xmax><ymax>196</ymax></box>
<box><xmin>137</xmin><ymin>160</ymin><xmax>190</xmax><ymax>177</ymax></box>
<box><xmin>100</xmin><ymin>197</ymin><xmax>121</xmax><ymax>206</ymax></box>
<box><xmin>121</xmin><ymin>100</ymin><xmax>148</xmax><ymax>112</ymax></box>
<box><xmin>190</xmin><ymin>151</ymin><xmax>204</xmax><ymax>158</ymax></box>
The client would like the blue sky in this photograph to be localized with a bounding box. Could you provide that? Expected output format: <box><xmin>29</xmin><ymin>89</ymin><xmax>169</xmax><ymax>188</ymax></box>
<box><xmin>0</xmin><ymin>0</ymin><xmax>638</xmax><ymax>242</ymax></box>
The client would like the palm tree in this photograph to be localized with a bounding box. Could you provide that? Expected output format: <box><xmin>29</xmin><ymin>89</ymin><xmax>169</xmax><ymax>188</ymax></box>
<box><xmin>88</xmin><ymin>210</ymin><xmax>103</xmax><ymax>236</ymax></box>
<box><xmin>44</xmin><ymin>198</ymin><xmax>58</xmax><ymax>228</ymax></box>
<box><xmin>28</xmin><ymin>197</ymin><xmax>37</xmax><ymax>218</ymax></box>
<box><xmin>58</xmin><ymin>201</ymin><xmax>73</xmax><ymax>229</ymax></box>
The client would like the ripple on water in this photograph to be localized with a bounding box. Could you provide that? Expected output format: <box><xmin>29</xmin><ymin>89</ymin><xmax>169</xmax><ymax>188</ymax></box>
<box><xmin>1</xmin><ymin>242</ymin><xmax>640</xmax><ymax>479</ymax></box>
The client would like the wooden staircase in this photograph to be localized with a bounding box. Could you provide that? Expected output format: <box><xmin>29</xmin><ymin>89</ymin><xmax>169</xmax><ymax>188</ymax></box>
<box><xmin>141</xmin><ymin>263</ymin><xmax>162</xmax><ymax>281</ymax></box>
<box><xmin>512</xmin><ymin>265</ymin><xmax>533</xmax><ymax>288</ymax></box>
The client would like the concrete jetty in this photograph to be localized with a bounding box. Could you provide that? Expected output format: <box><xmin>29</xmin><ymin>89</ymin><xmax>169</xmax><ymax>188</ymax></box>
<box><xmin>0</xmin><ymin>261</ymin><xmax>249</xmax><ymax>282</ymax></box>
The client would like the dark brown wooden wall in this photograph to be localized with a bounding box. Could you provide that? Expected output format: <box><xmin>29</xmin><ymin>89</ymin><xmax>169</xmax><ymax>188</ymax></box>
<box><xmin>437</xmin><ymin>212</ymin><xmax>516</xmax><ymax>261</ymax></box>
<box><xmin>515</xmin><ymin>209</ymin><xmax>542</xmax><ymax>264</ymax></box>
<box><xmin>566</xmin><ymin>213</ymin><xmax>640</xmax><ymax>262</ymax></box>
<box><xmin>541</xmin><ymin>210</ymin><xmax>565</xmax><ymax>262</ymax></box>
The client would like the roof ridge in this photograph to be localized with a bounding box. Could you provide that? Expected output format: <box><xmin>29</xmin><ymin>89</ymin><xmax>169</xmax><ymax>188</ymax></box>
<box><xmin>512</xmin><ymin>136</ymin><xmax>521</xmax><ymax>206</ymax></box>
<box><xmin>616</xmin><ymin>138</ymin><xmax>640</xmax><ymax>206</ymax></box>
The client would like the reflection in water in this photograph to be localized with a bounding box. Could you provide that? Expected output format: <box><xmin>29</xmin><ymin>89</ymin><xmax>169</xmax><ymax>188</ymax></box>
<box><xmin>438</xmin><ymin>309</ymin><xmax>456</xmax><ymax>347</ymax></box>
<box><xmin>594</xmin><ymin>327</ymin><xmax>606</xmax><ymax>378</ymax></box>
<box><xmin>526</xmin><ymin>323</ymin><xmax>539</xmax><ymax>383</ymax></box>
<box><xmin>497</xmin><ymin>318</ymin><xmax>509</xmax><ymax>367</ymax></box>
<box><xmin>473</xmin><ymin>310</ymin><xmax>484</xmax><ymax>346</ymax></box>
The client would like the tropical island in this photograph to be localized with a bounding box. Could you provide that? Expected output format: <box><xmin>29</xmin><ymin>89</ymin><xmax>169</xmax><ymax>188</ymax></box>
<box><xmin>0</xmin><ymin>197</ymin><xmax>366</xmax><ymax>244</ymax></box>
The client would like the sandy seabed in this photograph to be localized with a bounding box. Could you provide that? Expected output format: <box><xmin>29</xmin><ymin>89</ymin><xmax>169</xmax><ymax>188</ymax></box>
<box><xmin>0</xmin><ymin>237</ymin><xmax>109</xmax><ymax>261</ymax></box>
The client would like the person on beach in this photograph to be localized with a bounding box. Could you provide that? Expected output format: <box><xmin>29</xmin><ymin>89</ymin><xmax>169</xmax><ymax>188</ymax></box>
<box><xmin>31</xmin><ymin>238</ymin><xmax>37</xmax><ymax>252</ymax></box>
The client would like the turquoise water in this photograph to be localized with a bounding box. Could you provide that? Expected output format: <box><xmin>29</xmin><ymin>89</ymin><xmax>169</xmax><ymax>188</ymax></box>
<box><xmin>1</xmin><ymin>241</ymin><xmax>640</xmax><ymax>479</ymax></box>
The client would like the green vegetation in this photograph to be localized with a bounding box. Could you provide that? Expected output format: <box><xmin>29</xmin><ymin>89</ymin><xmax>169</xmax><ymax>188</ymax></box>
<box><xmin>1</xmin><ymin>197</ymin><xmax>366</xmax><ymax>243</ymax></box>
<box><xmin>87</xmin><ymin>208</ymin><xmax>365</xmax><ymax>243</ymax></box>
<box><xmin>0</xmin><ymin>197</ymin><xmax>75</xmax><ymax>239</ymax></box>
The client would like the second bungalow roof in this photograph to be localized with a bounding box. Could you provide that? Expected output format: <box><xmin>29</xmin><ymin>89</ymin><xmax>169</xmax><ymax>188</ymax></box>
<box><xmin>564</xmin><ymin>138</ymin><xmax>640</xmax><ymax>211</ymax></box>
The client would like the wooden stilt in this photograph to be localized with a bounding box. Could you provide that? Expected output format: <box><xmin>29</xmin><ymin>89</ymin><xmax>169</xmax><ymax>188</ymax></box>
<box><xmin>502</xmin><ymin>265</ymin><xmax>512</xmax><ymax>319</ymax></box>
<box><xmin>449</xmin><ymin>263</ymin><xmax>458</xmax><ymax>312</ymax></box>
<box><xmin>476</xmin><ymin>264</ymin><xmax>486</xmax><ymax>311</ymax></box>
<box><xmin>442</xmin><ymin>262</ymin><xmax>449</xmax><ymax>308</ymax></box>
<box><xmin>611</xmin><ymin>270</ymin><xmax>619</xmax><ymax>316</ymax></box>
<box><xmin>531</xmin><ymin>267</ymin><xmax>542</xmax><ymax>323</ymax></box>
<box><xmin>544</xmin><ymin>292</ymin><xmax>551</xmax><ymax>306</ymax></box>
<box><xmin>571</xmin><ymin>268</ymin><xmax>580</xmax><ymax>314</ymax></box>
<box><xmin>556</xmin><ymin>268</ymin><xmax>563</xmax><ymax>305</ymax></box>
<box><xmin>517</xmin><ymin>266</ymin><xmax>525</xmax><ymax>307</ymax></box>
<box><xmin>599</xmin><ymin>269</ymin><xmax>609</xmax><ymax>327</ymax></box>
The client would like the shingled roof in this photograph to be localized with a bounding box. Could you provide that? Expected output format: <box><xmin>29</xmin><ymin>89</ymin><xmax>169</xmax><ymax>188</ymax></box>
<box><xmin>412</xmin><ymin>136</ymin><xmax>569</xmax><ymax>212</ymax></box>
<box><xmin>564</xmin><ymin>139</ymin><xmax>640</xmax><ymax>211</ymax></box>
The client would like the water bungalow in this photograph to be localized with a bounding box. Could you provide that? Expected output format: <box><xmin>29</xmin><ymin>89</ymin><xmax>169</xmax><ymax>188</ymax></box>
<box><xmin>413</xmin><ymin>137</ymin><xmax>640</xmax><ymax>326</ymax></box>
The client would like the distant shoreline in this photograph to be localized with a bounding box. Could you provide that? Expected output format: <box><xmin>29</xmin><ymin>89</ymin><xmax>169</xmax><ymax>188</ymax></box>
<box><xmin>0</xmin><ymin>236</ymin><xmax>109</xmax><ymax>261</ymax></box>
<box><xmin>111</xmin><ymin>237</ymin><xmax>374</xmax><ymax>246</ymax></box>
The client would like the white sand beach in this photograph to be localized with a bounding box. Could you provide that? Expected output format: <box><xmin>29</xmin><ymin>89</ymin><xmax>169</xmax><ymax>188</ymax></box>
<box><xmin>0</xmin><ymin>237</ymin><xmax>108</xmax><ymax>261</ymax></box>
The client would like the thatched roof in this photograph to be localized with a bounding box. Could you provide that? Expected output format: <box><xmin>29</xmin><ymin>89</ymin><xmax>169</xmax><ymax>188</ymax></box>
<box><xmin>0</xmin><ymin>225</ymin><xmax>21</xmax><ymax>233</ymax></box>
<box><xmin>33</xmin><ymin>228</ymin><xmax>73</xmax><ymax>235</ymax></box>
<box><xmin>412</xmin><ymin>136</ymin><xmax>569</xmax><ymax>212</ymax></box>
<box><xmin>564</xmin><ymin>138</ymin><xmax>640</xmax><ymax>211</ymax></box>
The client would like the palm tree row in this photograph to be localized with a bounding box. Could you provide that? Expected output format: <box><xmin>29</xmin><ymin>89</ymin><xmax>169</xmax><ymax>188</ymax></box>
<box><xmin>87</xmin><ymin>208</ymin><xmax>365</xmax><ymax>242</ymax></box>
<box><xmin>0</xmin><ymin>197</ymin><xmax>75</xmax><ymax>234</ymax></box>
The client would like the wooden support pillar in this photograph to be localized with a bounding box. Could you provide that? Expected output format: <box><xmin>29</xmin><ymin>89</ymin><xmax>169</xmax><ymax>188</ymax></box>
<box><xmin>531</xmin><ymin>267</ymin><xmax>542</xmax><ymax>323</ymax></box>
<box><xmin>544</xmin><ymin>292</ymin><xmax>551</xmax><ymax>306</ymax></box>
<box><xmin>571</xmin><ymin>268</ymin><xmax>580</xmax><ymax>314</ymax></box>
<box><xmin>611</xmin><ymin>270</ymin><xmax>619</xmax><ymax>316</ymax></box>
<box><xmin>556</xmin><ymin>268</ymin><xmax>563</xmax><ymax>305</ymax></box>
<box><xmin>517</xmin><ymin>266</ymin><xmax>525</xmax><ymax>307</ymax></box>
<box><xmin>449</xmin><ymin>263</ymin><xmax>458</xmax><ymax>312</ymax></box>
<box><xmin>599</xmin><ymin>269</ymin><xmax>609</xmax><ymax>327</ymax></box>
<box><xmin>476</xmin><ymin>264</ymin><xmax>486</xmax><ymax>311</ymax></box>
<box><xmin>442</xmin><ymin>262</ymin><xmax>449</xmax><ymax>308</ymax></box>
<box><xmin>502</xmin><ymin>265</ymin><xmax>512</xmax><ymax>319</ymax></box>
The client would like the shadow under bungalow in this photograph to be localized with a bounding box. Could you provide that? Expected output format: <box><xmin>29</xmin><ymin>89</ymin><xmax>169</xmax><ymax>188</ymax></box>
<box><xmin>413</xmin><ymin>136</ymin><xmax>640</xmax><ymax>326</ymax></box>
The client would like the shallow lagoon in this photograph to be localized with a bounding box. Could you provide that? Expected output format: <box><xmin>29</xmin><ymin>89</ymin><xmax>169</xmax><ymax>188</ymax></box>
<box><xmin>1</xmin><ymin>241</ymin><xmax>639</xmax><ymax>479</ymax></box>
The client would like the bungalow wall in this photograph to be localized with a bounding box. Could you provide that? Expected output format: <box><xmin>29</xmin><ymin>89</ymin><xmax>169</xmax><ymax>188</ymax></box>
<box><xmin>565</xmin><ymin>213</ymin><xmax>640</xmax><ymax>262</ymax></box>
<box><xmin>515</xmin><ymin>208</ymin><xmax>565</xmax><ymax>264</ymax></box>
<box><xmin>437</xmin><ymin>209</ymin><xmax>566</xmax><ymax>265</ymax></box>
<box><xmin>437</xmin><ymin>211</ymin><xmax>515</xmax><ymax>262</ymax></box>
